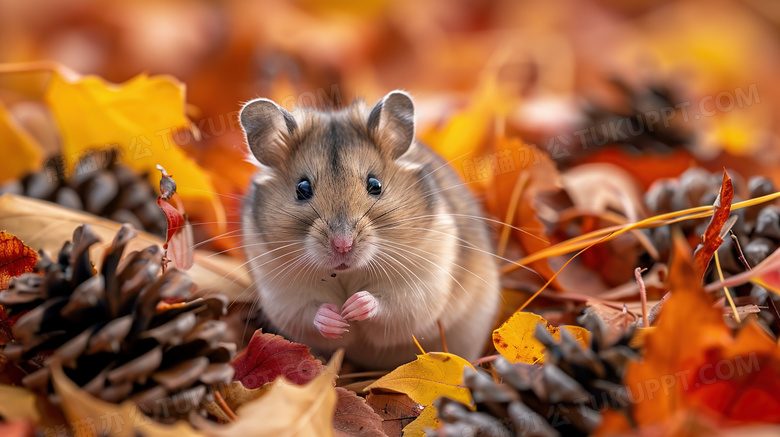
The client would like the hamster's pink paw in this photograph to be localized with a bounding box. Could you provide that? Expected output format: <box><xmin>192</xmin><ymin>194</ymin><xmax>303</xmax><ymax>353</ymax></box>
<box><xmin>314</xmin><ymin>303</ymin><xmax>349</xmax><ymax>338</ymax></box>
<box><xmin>341</xmin><ymin>291</ymin><xmax>378</xmax><ymax>321</ymax></box>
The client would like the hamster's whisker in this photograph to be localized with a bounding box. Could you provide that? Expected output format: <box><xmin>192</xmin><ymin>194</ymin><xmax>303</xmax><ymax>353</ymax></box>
<box><xmin>380</xmin><ymin>241</ymin><xmax>471</xmax><ymax>298</ymax></box>
<box><xmin>381</xmin><ymin>239</ymin><xmax>491</xmax><ymax>294</ymax></box>
<box><xmin>177</xmin><ymin>187</ymin><xmax>247</xmax><ymax>201</ymax></box>
<box><xmin>373</xmin><ymin>250</ymin><xmax>430</xmax><ymax>331</ymax></box>
<box><xmin>237</xmin><ymin>250</ymin><xmax>309</xmax><ymax>298</ymax></box>
<box><xmin>191</xmin><ymin>229</ymin><xmax>246</xmax><ymax>249</ymax></box>
<box><xmin>379</xmin><ymin>213</ymin><xmax>549</xmax><ymax>243</ymax></box>
<box><xmin>204</xmin><ymin>240</ymin><xmax>301</xmax><ymax>258</ymax></box>
<box><xmin>216</xmin><ymin>244</ymin><xmax>306</xmax><ymax>292</ymax></box>
<box><xmin>390</xmin><ymin>226</ymin><xmax>544</xmax><ymax>279</ymax></box>
<box><xmin>408</xmin><ymin>151</ymin><xmax>473</xmax><ymax>190</ymax></box>
<box><xmin>375</xmin><ymin>248</ymin><xmax>437</xmax><ymax>320</ymax></box>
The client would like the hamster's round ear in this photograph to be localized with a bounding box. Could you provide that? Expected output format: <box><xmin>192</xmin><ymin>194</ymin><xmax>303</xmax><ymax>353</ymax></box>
<box><xmin>367</xmin><ymin>90</ymin><xmax>415</xmax><ymax>159</ymax></box>
<box><xmin>240</xmin><ymin>98</ymin><xmax>297</xmax><ymax>168</ymax></box>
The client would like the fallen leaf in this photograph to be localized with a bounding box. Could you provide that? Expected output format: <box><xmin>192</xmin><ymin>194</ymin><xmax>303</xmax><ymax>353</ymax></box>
<box><xmin>50</xmin><ymin>364</ymin><xmax>205</xmax><ymax>437</ymax></box>
<box><xmin>332</xmin><ymin>387</ymin><xmax>386</xmax><ymax>437</ymax></box>
<box><xmin>492</xmin><ymin>311</ymin><xmax>590</xmax><ymax>364</ymax></box>
<box><xmin>693</xmin><ymin>171</ymin><xmax>733</xmax><ymax>279</ymax></box>
<box><xmin>365</xmin><ymin>352</ymin><xmax>474</xmax><ymax>408</ymax></box>
<box><xmin>0</xmin><ymin>194</ymin><xmax>250</xmax><ymax>300</ymax></box>
<box><xmin>205</xmin><ymin>350</ymin><xmax>343</xmax><ymax>437</ymax></box>
<box><xmin>0</xmin><ymin>231</ymin><xmax>37</xmax><ymax>291</ymax></box>
<box><xmin>231</xmin><ymin>330</ymin><xmax>325</xmax><ymax>389</ymax></box>
<box><xmin>599</xmin><ymin>232</ymin><xmax>780</xmax><ymax>434</ymax></box>
<box><xmin>401</xmin><ymin>405</ymin><xmax>439</xmax><ymax>436</ymax></box>
<box><xmin>0</xmin><ymin>385</ymin><xmax>40</xmax><ymax>422</ymax></box>
<box><xmin>365</xmin><ymin>392</ymin><xmax>422</xmax><ymax>437</ymax></box>
<box><xmin>44</xmin><ymin>70</ymin><xmax>224</xmax><ymax>225</ymax></box>
<box><xmin>0</xmin><ymin>100</ymin><xmax>43</xmax><ymax>184</ymax></box>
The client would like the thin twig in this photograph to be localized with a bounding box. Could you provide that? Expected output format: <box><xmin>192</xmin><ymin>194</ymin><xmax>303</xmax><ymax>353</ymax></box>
<box><xmin>471</xmin><ymin>354</ymin><xmax>499</xmax><ymax>366</ymax></box>
<box><xmin>437</xmin><ymin>319</ymin><xmax>449</xmax><ymax>353</ymax></box>
<box><xmin>634</xmin><ymin>267</ymin><xmax>649</xmax><ymax>328</ymax></box>
<box><xmin>214</xmin><ymin>390</ymin><xmax>238</xmax><ymax>422</ymax></box>
<box><xmin>714</xmin><ymin>251</ymin><xmax>741</xmax><ymax>323</ymax></box>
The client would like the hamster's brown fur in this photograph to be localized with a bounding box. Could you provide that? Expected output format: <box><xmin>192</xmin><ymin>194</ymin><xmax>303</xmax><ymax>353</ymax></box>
<box><xmin>240</xmin><ymin>91</ymin><xmax>500</xmax><ymax>369</ymax></box>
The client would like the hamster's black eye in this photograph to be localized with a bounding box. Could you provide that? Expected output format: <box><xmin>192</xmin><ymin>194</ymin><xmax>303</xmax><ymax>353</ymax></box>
<box><xmin>296</xmin><ymin>179</ymin><xmax>313</xmax><ymax>201</ymax></box>
<box><xmin>366</xmin><ymin>177</ymin><xmax>382</xmax><ymax>196</ymax></box>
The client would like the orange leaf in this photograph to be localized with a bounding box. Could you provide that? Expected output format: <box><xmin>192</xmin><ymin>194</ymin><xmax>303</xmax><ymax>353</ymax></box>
<box><xmin>692</xmin><ymin>171</ymin><xmax>733</xmax><ymax>279</ymax></box>
<box><xmin>604</xmin><ymin>232</ymin><xmax>780</xmax><ymax>434</ymax></box>
<box><xmin>0</xmin><ymin>231</ymin><xmax>37</xmax><ymax>291</ymax></box>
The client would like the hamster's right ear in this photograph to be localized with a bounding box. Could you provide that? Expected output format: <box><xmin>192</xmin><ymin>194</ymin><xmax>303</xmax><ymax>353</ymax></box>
<box><xmin>240</xmin><ymin>98</ymin><xmax>297</xmax><ymax>168</ymax></box>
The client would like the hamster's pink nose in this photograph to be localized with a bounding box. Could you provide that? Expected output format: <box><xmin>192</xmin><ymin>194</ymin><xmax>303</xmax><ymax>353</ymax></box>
<box><xmin>331</xmin><ymin>234</ymin><xmax>354</xmax><ymax>254</ymax></box>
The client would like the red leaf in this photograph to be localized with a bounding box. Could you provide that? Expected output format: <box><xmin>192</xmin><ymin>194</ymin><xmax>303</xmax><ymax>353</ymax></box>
<box><xmin>0</xmin><ymin>231</ymin><xmax>37</xmax><ymax>291</ymax></box>
<box><xmin>156</xmin><ymin>197</ymin><xmax>185</xmax><ymax>244</ymax></box>
<box><xmin>231</xmin><ymin>330</ymin><xmax>325</xmax><ymax>389</ymax></box>
<box><xmin>693</xmin><ymin>171</ymin><xmax>733</xmax><ymax>278</ymax></box>
<box><xmin>333</xmin><ymin>387</ymin><xmax>387</xmax><ymax>437</ymax></box>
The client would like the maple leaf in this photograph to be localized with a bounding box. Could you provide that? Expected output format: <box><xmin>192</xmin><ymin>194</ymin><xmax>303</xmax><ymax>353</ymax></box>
<box><xmin>492</xmin><ymin>311</ymin><xmax>590</xmax><ymax>364</ymax></box>
<box><xmin>0</xmin><ymin>100</ymin><xmax>43</xmax><ymax>184</ymax></box>
<box><xmin>44</xmin><ymin>70</ymin><xmax>224</xmax><ymax>224</ymax></box>
<box><xmin>0</xmin><ymin>231</ymin><xmax>37</xmax><ymax>291</ymax></box>
<box><xmin>692</xmin><ymin>171</ymin><xmax>733</xmax><ymax>279</ymax></box>
<box><xmin>231</xmin><ymin>330</ymin><xmax>325</xmax><ymax>389</ymax></box>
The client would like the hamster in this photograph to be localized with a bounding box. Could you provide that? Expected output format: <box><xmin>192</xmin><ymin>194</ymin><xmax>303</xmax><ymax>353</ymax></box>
<box><xmin>240</xmin><ymin>90</ymin><xmax>500</xmax><ymax>369</ymax></box>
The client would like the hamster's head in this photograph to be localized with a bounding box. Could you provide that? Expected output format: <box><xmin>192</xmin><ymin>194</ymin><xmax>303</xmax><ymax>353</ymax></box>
<box><xmin>241</xmin><ymin>91</ymin><xmax>438</xmax><ymax>274</ymax></box>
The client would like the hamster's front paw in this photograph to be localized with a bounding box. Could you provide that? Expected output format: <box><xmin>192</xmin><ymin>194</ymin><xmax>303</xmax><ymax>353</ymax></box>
<box><xmin>314</xmin><ymin>303</ymin><xmax>349</xmax><ymax>338</ymax></box>
<box><xmin>341</xmin><ymin>291</ymin><xmax>378</xmax><ymax>322</ymax></box>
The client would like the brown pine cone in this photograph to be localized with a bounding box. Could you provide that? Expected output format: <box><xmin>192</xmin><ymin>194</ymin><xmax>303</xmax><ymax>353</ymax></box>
<box><xmin>0</xmin><ymin>224</ymin><xmax>234</xmax><ymax>422</ymax></box>
<box><xmin>430</xmin><ymin>318</ymin><xmax>638</xmax><ymax>437</ymax></box>
<box><xmin>0</xmin><ymin>149</ymin><xmax>166</xmax><ymax>238</ymax></box>
<box><xmin>643</xmin><ymin>167</ymin><xmax>780</xmax><ymax>329</ymax></box>
<box><xmin>574</xmin><ymin>77</ymin><xmax>693</xmax><ymax>157</ymax></box>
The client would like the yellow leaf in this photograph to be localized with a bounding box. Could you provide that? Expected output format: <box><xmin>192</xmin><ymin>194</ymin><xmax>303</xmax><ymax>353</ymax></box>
<box><xmin>205</xmin><ymin>350</ymin><xmax>343</xmax><ymax>437</ymax></box>
<box><xmin>51</xmin><ymin>364</ymin><xmax>205</xmax><ymax>437</ymax></box>
<box><xmin>0</xmin><ymin>99</ymin><xmax>43</xmax><ymax>183</ymax></box>
<box><xmin>365</xmin><ymin>352</ymin><xmax>474</xmax><ymax>408</ymax></box>
<box><xmin>492</xmin><ymin>311</ymin><xmax>590</xmax><ymax>364</ymax></box>
<box><xmin>44</xmin><ymin>71</ymin><xmax>224</xmax><ymax>223</ymax></box>
<box><xmin>0</xmin><ymin>385</ymin><xmax>40</xmax><ymax>422</ymax></box>
<box><xmin>420</xmin><ymin>72</ymin><xmax>516</xmax><ymax>186</ymax></box>
<box><xmin>401</xmin><ymin>405</ymin><xmax>439</xmax><ymax>437</ymax></box>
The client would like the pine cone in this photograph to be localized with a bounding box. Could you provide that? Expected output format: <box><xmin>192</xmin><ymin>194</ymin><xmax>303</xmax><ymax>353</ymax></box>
<box><xmin>643</xmin><ymin>167</ymin><xmax>780</xmax><ymax>329</ymax></box>
<box><xmin>0</xmin><ymin>224</ymin><xmax>235</xmax><ymax>421</ymax></box>
<box><xmin>430</xmin><ymin>318</ymin><xmax>638</xmax><ymax>437</ymax></box>
<box><xmin>575</xmin><ymin>77</ymin><xmax>693</xmax><ymax>156</ymax></box>
<box><xmin>0</xmin><ymin>149</ymin><xmax>166</xmax><ymax>238</ymax></box>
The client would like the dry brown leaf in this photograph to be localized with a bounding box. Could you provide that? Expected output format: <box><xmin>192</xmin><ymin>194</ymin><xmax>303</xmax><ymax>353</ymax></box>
<box><xmin>0</xmin><ymin>194</ymin><xmax>250</xmax><ymax>300</ymax></box>
<box><xmin>365</xmin><ymin>392</ymin><xmax>422</xmax><ymax>437</ymax></box>
<box><xmin>333</xmin><ymin>387</ymin><xmax>386</xmax><ymax>437</ymax></box>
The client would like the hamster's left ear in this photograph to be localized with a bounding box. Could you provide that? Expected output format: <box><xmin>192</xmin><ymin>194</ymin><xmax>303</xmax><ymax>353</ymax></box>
<box><xmin>367</xmin><ymin>90</ymin><xmax>415</xmax><ymax>159</ymax></box>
